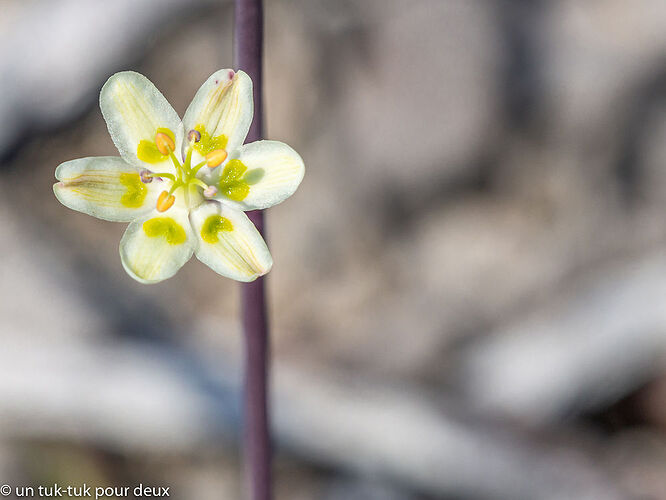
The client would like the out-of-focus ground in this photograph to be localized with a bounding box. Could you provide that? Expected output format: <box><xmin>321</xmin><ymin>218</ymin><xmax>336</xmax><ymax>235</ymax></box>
<box><xmin>1</xmin><ymin>0</ymin><xmax>666</xmax><ymax>499</ymax></box>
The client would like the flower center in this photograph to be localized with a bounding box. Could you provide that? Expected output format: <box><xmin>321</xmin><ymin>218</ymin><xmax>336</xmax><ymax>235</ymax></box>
<box><xmin>142</xmin><ymin>130</ymin><xmax>228</xmax><ymax>212</ymax></box>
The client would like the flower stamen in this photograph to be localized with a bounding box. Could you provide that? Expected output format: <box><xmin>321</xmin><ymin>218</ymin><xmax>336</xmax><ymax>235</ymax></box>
<box><xmin>188</xmin><ymin>129</ymin><xmax>201</xmax><ymax>144</ymax></box>
<box><xmin>156</xmin><ymin>190</ymin><xmax>176</xmax><ymax>212</ymax></box>
<box><xmin>183</xmin><ymin>146</ymin><xmax>194</xmax><ymax>176</ymax></box>
<box><xmin>189</xmin><ymin>178</ymin><xmax>209</xmax><ymax>190</ymax></box>
<box><xmin>140</xmin><ymin>169</ymin><xmax>153</xmax><ymax>183</ymax></box>
<box><xmin>203</xmin><ymin>185</ymin><xmax>218</xmax><ymax>198</ymax></box>
<box><xmin>190</xmin><ymin>160</ymin><xmax>207</xmax><ymax>176</ymax></box>
<box><xmin>206</xmin><ymin>149</ymin><xmax>228</xmax><ymax>168</ymax></box>
<box><xmin>147</xmin><ymin>171</ymin><xmax>176</xmax><ymax>182</ymax></box>
<box><xmin>167</xmin><ymin>150</ymin><xmax>184</xmax><ymax>177</ymax></box>
<box><xmin>155</xmin><ymin>132</ymin><xmax>175</xmax><ymax>155</ymax></box>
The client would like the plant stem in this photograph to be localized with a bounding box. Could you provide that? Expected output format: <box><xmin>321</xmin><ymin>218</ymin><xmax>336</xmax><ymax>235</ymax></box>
<box><xmin>234</xmin><ymin>0</ymin><xmax>271</xmax><ymax>499</ymax></box>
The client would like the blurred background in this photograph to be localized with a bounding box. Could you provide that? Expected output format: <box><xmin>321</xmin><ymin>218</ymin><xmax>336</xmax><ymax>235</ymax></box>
<box><xmin>1</xmin><ymin>0</ymin><xmax>666</xmax><ymax>498</ymax></box>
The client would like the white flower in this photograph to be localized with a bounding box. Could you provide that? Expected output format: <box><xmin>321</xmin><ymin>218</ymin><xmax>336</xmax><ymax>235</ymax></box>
<box><xmin>54</xmin><ymin>70</ymin><xmax>304</xmax><ymax>284</ymax></box>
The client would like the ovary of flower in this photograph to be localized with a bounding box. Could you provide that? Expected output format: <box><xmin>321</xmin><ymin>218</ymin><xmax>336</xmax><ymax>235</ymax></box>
<box><xmin>53</xmin><ymin>69</ymin><xmax>304</xmax><ymax>284</ymax></box>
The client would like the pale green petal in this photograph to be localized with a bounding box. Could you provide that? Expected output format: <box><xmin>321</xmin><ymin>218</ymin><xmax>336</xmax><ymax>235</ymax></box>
<box><xmin>100</xmin><ymin>71</ymin><xmax>183</xmax><ymax>172</ymax></box>
<box><xmin>182</xmin><ymin>69</ymin><xmax>253</xmax><ymax>158</ymax></box>
<box><xmin>119</xmin><ymin>208</ymin><xmax>194</xmax><ymax>284</ymax></box>
<box><xmin>54</xmin><ymin>157</ymin><xmax>162</xmax><ymax>222</ymax></box>
<box><xmin>190</xmin><ymin>202</ymin><xmax>272</xmax><ymax>282</ymax></box>
<box><xmin>212</xmin><ymin>140</ymin><xmax>304</xmax><ymax>211</ymax></box>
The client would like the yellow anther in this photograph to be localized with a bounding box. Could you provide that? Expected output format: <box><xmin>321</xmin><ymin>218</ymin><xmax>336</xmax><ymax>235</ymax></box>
<box><xmin>205</xmin><ymin>149</ymin><xmax>228</xmax><ymax>168</ymax></box>
<box><xmin>156</xmin><ymin>190</ymin><xmax>175</xmax><ymax>212</ymax></box>
<box><xmin>155</xmin><ymin>132</ymin><xmax>175</xmax><ymax>155</ymax></box>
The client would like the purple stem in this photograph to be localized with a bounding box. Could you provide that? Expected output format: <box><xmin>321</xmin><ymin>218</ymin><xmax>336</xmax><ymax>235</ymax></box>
<box><xmin>234</xmin><ymin>0</ymin><xmax>271</xmax><ymax>499</ymax></box>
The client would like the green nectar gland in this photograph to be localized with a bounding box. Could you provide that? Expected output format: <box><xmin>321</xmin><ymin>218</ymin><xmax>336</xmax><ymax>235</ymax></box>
<box><xmin>201</xmin><ymin>214</ymin><xmax>234</xmax><ymax>244</ymax></box>
<box><xmin>219</xmin><ymin>159</ymin><xmax>250</xmax><ymax>201</ymax></box>
<box><xmin>119</xmin><ymin>172</ymin><xmax>148</xmax><ymax>208</ymax></box>
<box><xmin>143</xmin><ymin>217</ymin><xmax>187</xmax><ymax>245</ymax></box>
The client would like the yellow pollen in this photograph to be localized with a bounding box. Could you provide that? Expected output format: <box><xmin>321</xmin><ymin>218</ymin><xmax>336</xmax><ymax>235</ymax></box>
<box><xmin>206</xmin><ymin>149</ymin><xmax>228</xmax><ymax>168</ymax></box>
<box><xmin>156</xmin><ymin>190</ymin><xmax>175</xmax><ymax>212</ymax></box>
<box><xmin>155</xmin><ymin>132</ymin><xmax>175</xmax><ymax>155</ymax></box>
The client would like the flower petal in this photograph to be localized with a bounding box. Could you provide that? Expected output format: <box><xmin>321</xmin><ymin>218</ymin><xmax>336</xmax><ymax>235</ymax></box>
<box><xmin>100</xmin><ymin>71</ymin><xmax>183</xmax><ymax>172</ymax></box>
<box><xmin>190</xmin><ymin>202</ymin><xmax>272</xmax><ymax>282</ymax></box>
<box><xmin>182</xmin><ymin>69</ymin><xmax>253</xmax><ymax>159</ymax></box>
<box><xmin>54</xmin><ymin>157</ymin><xmax>162</xmax><ymax>221</ymax></box>
<box><xmin>212</xmin><ymin>140</ymin><xmax>304</xmax><ymax>210</ymax></box>
<box><xmin>119</xmin><ymin>208</ymin><xmax>195</xmax><ymax>284</ymax></box>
